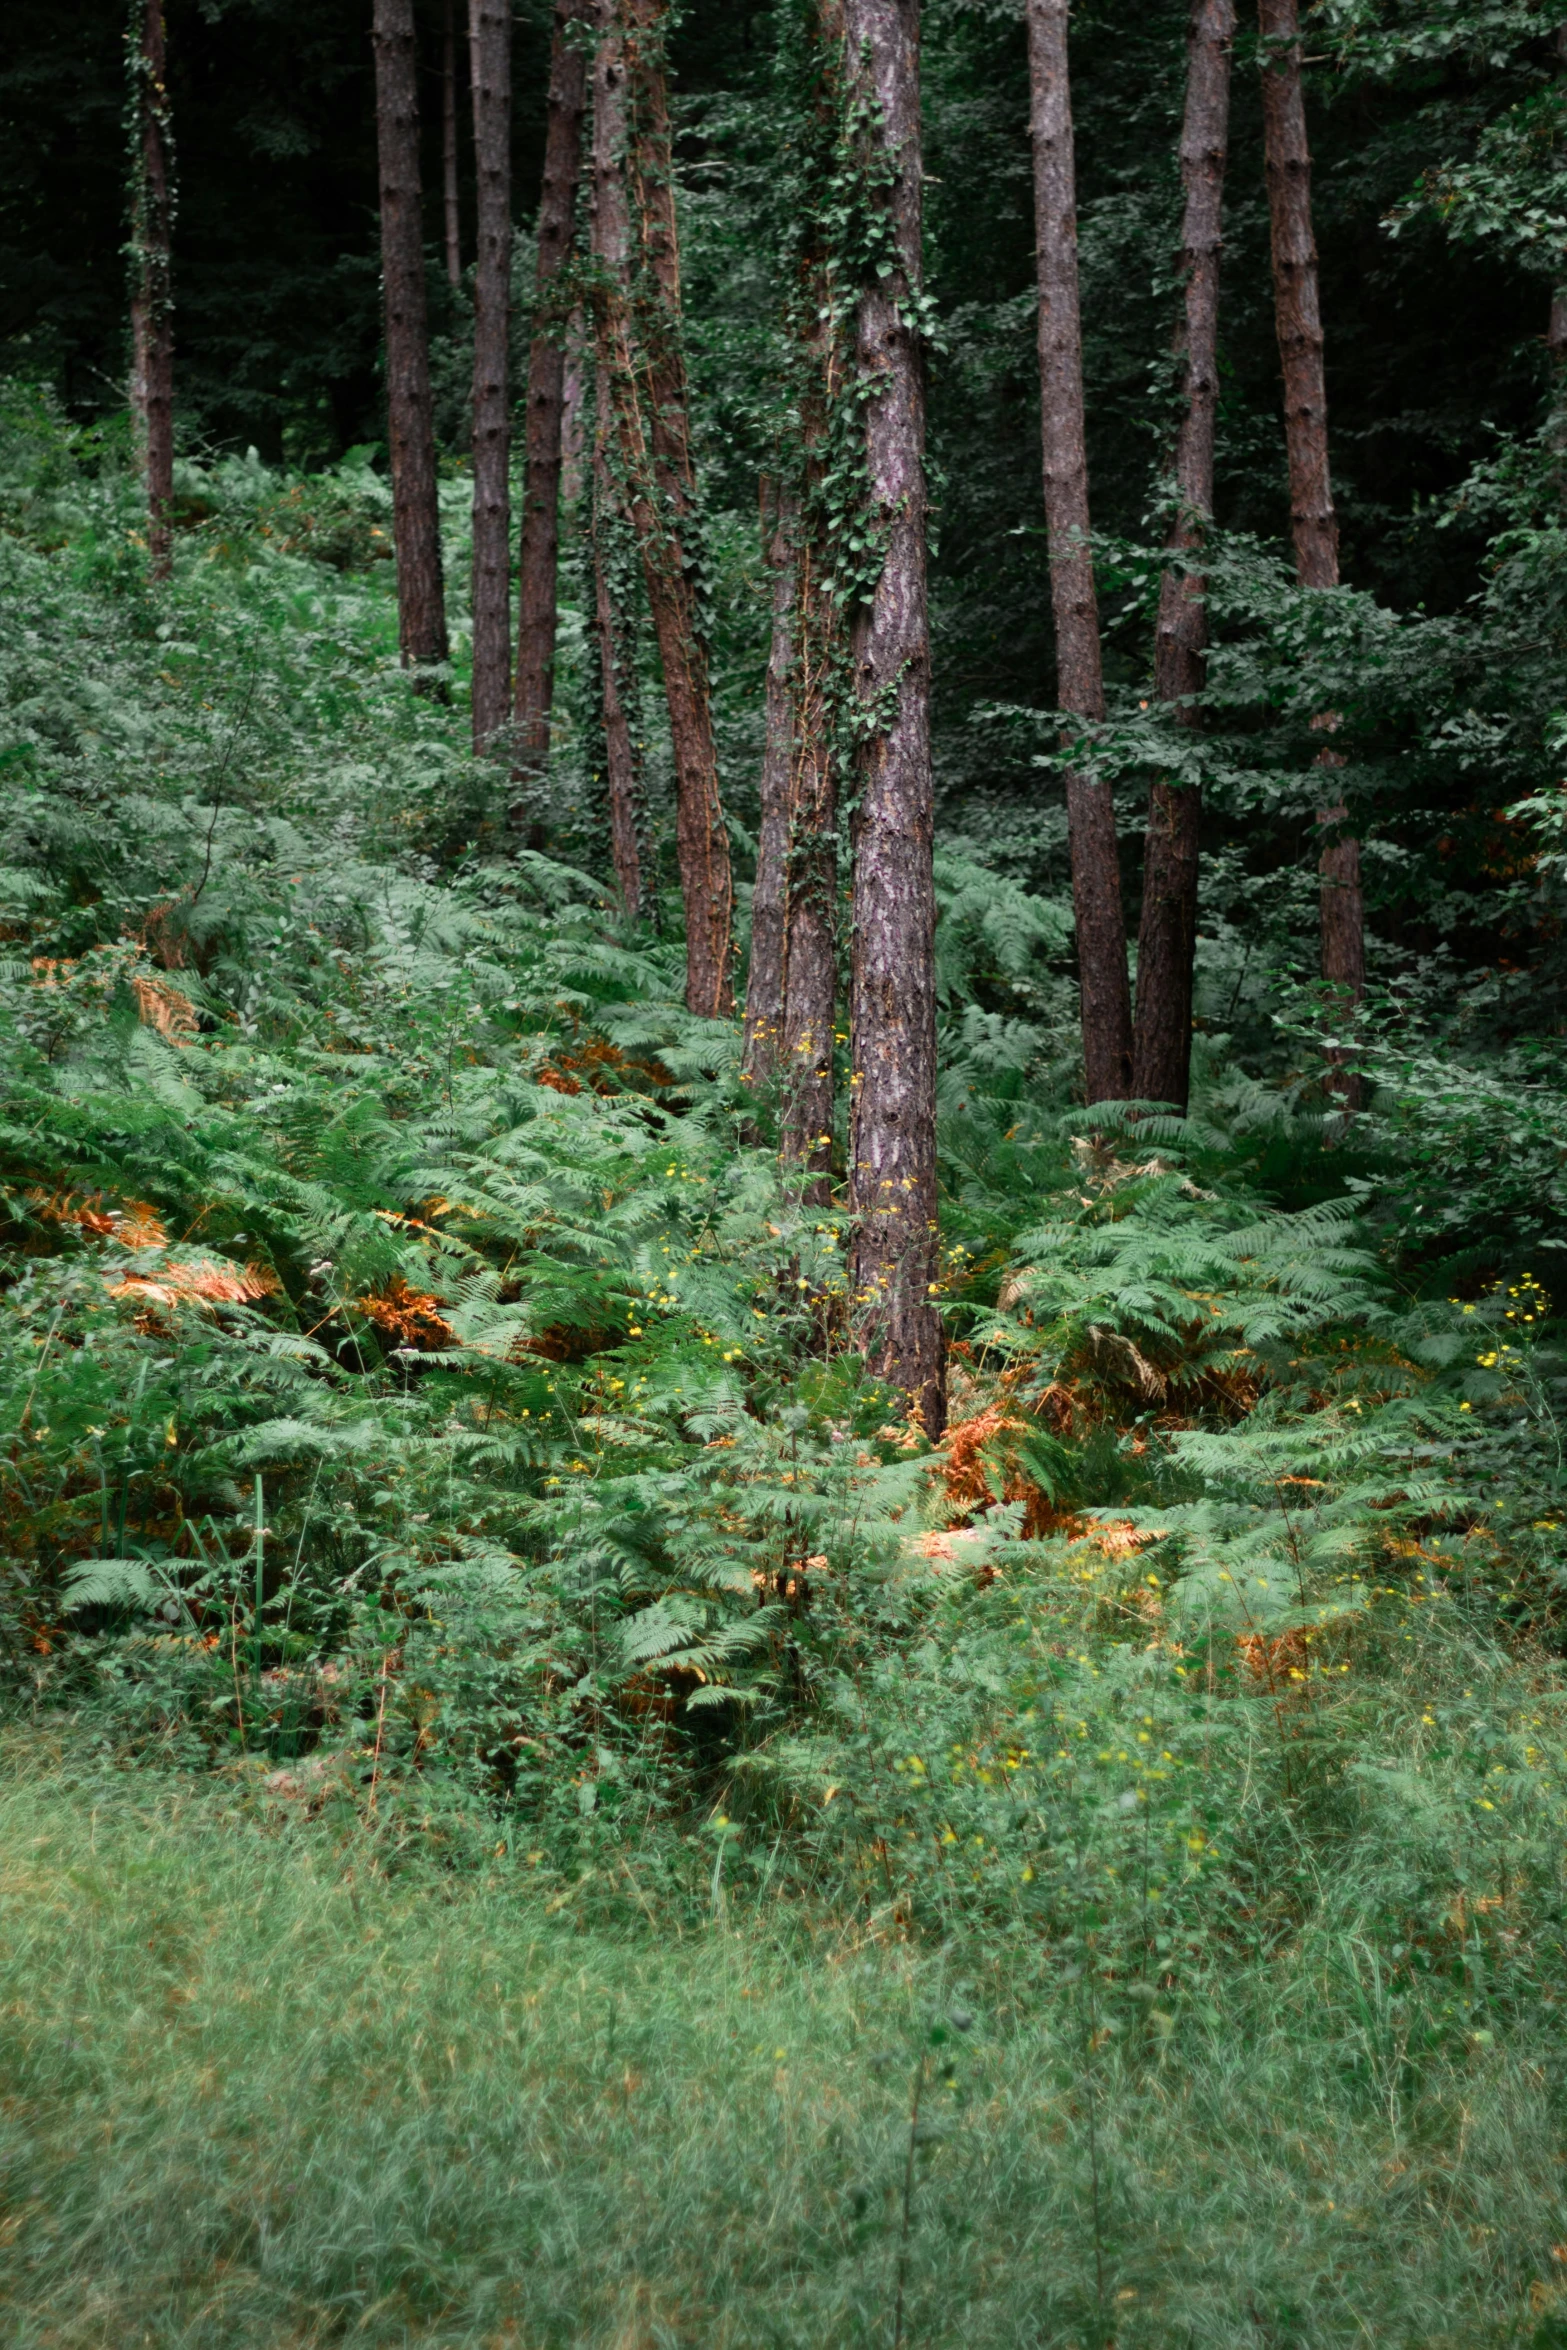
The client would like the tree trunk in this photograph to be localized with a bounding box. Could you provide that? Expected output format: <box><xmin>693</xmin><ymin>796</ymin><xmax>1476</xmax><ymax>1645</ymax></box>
<box><xmin>1552</xmin><ymin>31</ymin><xmax>1567</xmax><ymax>369</ymax></box>
<box><xmin>778</xmin><ymin>489</ymin><xmax>839</xmax><ymax>1196</ymax></box>
<box><xmin>842</xmin><ymin>0</ymin><xmax>944</xmax><ymax>1437</ymax></box>
<box><xmin>743</xmin><ymin>478</ymin><xmax>794</xmax><ymax>1086</ymax></box>
<box><xmin>1259</xmin><ymin>0</ymin><xmax>1362</xmax><ymax>1104</ymax></box>
<box><xmin>560</xmin><ymin>307</ymin><xmax>588</xmax><ymax>508</ymax></box>
<box><xmin>1026</xmin><ymin>0</ymin><xmax>1132</xmax><ymax>1108</ymax></box>
<box><xmin>778</xmin><ymin>7</ymin><xmax>844</xmax><ymax>1197</ymax></box>
<box><xmin>1258</xmin><ymin>0</ymin><xmax>1336</xmax><ymax>589</ymax></box>
<box><xmin>1132</xmin><ymin>0</ymin><xmax>1235</xmax><ymax>1112</ymax></box>
<box><xmin>599</xmin><ymin>0</ymin><xmax>733</xmax><ymax>1019</ymax></box>
<box><xmin>372</xmin><ymin>0</ymin><xmax>449</xmax><ymax>676</ymax></box>
<box><xmin>128</xmin><ymin>0</ymin><xmax>174</xmax><ymax>585</ymax></box>
<box><xmin>593</xmin><ymin>364</ymin><xmax>643</xmax><ymax>917</ymax></box>
<box><xmin>513</xmin><ymin>0</ymin><xmax>591</xmax><ymax>808</ymax></box>
<box><xmin>442</xmin><ymin>0</ymin><xmax>462</xmax><ymax>287</ymax></box>
<box><xmin>468</xmin><ymin>0</ymin><xmax>512</xmax><ymax>752</ymax></box>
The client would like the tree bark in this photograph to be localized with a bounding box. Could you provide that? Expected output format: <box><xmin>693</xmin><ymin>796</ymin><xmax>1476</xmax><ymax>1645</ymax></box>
<box><xmin>1551</xmin><ymin>30</ymin><xmax>1567</xmax><ymax>369</ymax></box>
<box><xmin>593</xmin><ymin>363</ymin><xmax>643</xmax><ymax>917</ymax></box>
<box><xmin>778</xmin><ymin>11</ymin><xmax>844</xmax><ymax>1198</ymax></box>
<box><xmin>442</xmin><ymin>0</ymin><xmax>462</xmax><ymax>287</ymax></box>
<box><xmin>597</xmin><ymin>0</ymin><xmax>732</xmax><ymax>1019</ymax></box>
<box><xmin>743</xmin><ymin>478</ymin><xmax>794</xmax><ymax>1085</ymax></box>
<box><xmin>1132</xmin><ymin>0</ymin><xmax>1235</xmax><ymax>1112</ymax></box>
<box><xmin>1026</xmin><ymin>0</ymin><xmax>1132</xmax><ymax>1108</ymax></box>
<box><xmin>372</xmin><ymin>0</ymin><xmax>450</xmax><ymax>676</ymax></box>
<box><xmin>1259</xmin><ymin>0</ymin><xmax>1362</xmax><ymax>1104</ymax></box>
<box><xmin>1258</xmin><ymin>0</ymin><xmax>1336</xmax><ymax>589</ymax></box>
<box><xmin>128</xmin><ymin>0</ymin><xmax>174</xmax><ymax>584</ymax></box>
<box><xmin>468</xmin><ymin>0</ymin><xmax>512</xmax><ymax>752</ymax></box>
<box><xmin>843</xmin><ymin>0</ymin><xmax>944</xmax><ymax>1437</ymax></box>
<box><xmin>778</xmin><ymin>489</ymin><xmax>839</xmax><ymax>1197</ymax></box>
<box><xmin>513</xmin><ymin>0</ymin><xmax>591</xmax><ymax>807</ymax></box>
<box><xmin>560</xmin><ymin>306</ymin><xmax>588</xmax><ymax>508</ymax></box>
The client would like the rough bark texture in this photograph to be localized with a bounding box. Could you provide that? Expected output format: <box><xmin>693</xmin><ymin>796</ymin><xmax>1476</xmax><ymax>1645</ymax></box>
<box><xmin>843</xmin><ymin>0</ymin><xmax>944</xmax><ymax>1437</ymax></box>
<box><xmin>372</xmin><ymin>0</ymin><xmax>449</xmax><ymax>675</ymax></box>
<box><xmin>1026</xmin><ymin>0</ymin><xmax>1132</xmax><ymax>1107</ymax></box>
<box><xmin>1553</xmin><ymin>31</ymin><xmax>1567</xmax><ymax>369</ymax></box>
<box><xmin>1258</xmin><ymin>0</ymin><xmax>1336</xmax><ymax>590</ymax></box>
<box><xmin>129</xmin><ymin>0</ymin><xmax>174</xmax><ymax>584</ymax></box>
<box><xmin>778</xmin><ymin>497</ymin><xmax>838</xmax><ymax>1196</ymax></box>
<box><xmin>607</xmin><ymin>0</ymin><xmax>733</xmax><ymax>1017</ymax></box>
<box><xmin>593</xmin><ymin>365</ymin><xmax>642</xmax><ymax>918</ymax></box>
<box><xmin>513</xmin><ymin>1</ymin><xmax>590</xmax><ymax>803</ymax></box>
<box><xmin>1259</xmin><ymin>0</ymin><xmax>1363</xmax><ymax>1104</ymax></box>
<box><xmin>743</xmin><ymin>479</ymin><xmax>794</xmax><ymax>1085</ymax></box>
<box><xmin>778</xmin><ymin>18</ymin><xmax>843</xmax><ymax>1200</ymax></box>
<box><xmin>442</xmin><ymin>0</ymin><xmax>461</xmax><ymax>287</ymax></box>
<box><xmin>1132</xmin><ymin>0</ymin><xmax>1235</xmax><ymax>1112</ymax></box>
<box><xmin>468</xmin><ymin>0</ymin><xmax>512</xmax><ymax>752</ymax></box>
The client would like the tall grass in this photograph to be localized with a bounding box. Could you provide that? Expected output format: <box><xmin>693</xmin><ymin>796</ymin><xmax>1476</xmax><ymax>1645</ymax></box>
<box><xmin>2</xmin><ymin>1728</ymin><xmax>1566</xmax><ymax>2348</ymax></box>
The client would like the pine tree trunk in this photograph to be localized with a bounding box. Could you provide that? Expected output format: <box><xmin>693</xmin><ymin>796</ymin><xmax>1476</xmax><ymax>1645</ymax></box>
<box><xmin>1026</xmin><ymin>0</ymin><xmax>1132</xmax><ymax>1108</ymax></box>
<box><xmin>843</xmin><ymin>0</ymin><xmax>944</xmax><ymax>1437</ymax></box>
<box><xmin>778</xmin><ymin>490</ymin><xmax>839</xmax><ymax>1195</ymax></box>
<box><xmin>1258</xmin><ymin>0</ymin><xmax>1336</xmax><ymax>590</ymax></box>
<box><xmin>611</xmin><ymin>0</ymin><xmax>734</xmax><ymax>1018</ymax></box>
<box><xmin>372</xmin><ymin>0</ymin><xmax>450</xmax><ymax>677</ymax></box>
<box><xmin>743</xmin><ymin>479</ymin><xmax>794</xmax><ymax>1085</ymax></box>
<box><xmin>442</xmin><ymin>0</ymin><xmax>462</xmax><ymax>287</ymax></box>
<box><xmin>1552</xmin><ymin>31</ymin><xmax>1567</xmax><ymax>369</ymax></box>
<box><xmin>778</xmin><ymin>9</ymin><xmax>843</xmax><ymax>1198</ymax></box>
<box><xmin>128</xmin><ymin>0</ymin><xmax>174</xmax><ymax>585</ymax></box>
<box><xmin>513</xmin><ymin>0</ymin><xmax>591</xmax><ymax>808</ymax></box>
<box><xmin>1259</xmin><ymin>0</ymin><xmax>1362</xmax><ymax>1105</ymax></box>
<box><xmin>593</xmin><ymin>364</ymin><xmax>642</xmax><ymax>917</ymax></box>
<box><xmin>468</xmin><ymin>0</ymin><xmax>512</xmax><ymax>752</ymax></box>
<box><xmin>1132</xmin><ymin>0</ymin><xmax>1235</xmax><ymax>1112</ymax></box>
<box><xmin>560</xmin><ymin>307</ymin><xmax>588</xmax><ymax>508</ymax></box>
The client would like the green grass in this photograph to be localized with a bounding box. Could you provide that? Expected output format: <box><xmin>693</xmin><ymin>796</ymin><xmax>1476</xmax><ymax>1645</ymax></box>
<box><xmin>2</xmin><ymin>1731</ymin><xmax>1566</xmax><ymax>2348</ymax></box>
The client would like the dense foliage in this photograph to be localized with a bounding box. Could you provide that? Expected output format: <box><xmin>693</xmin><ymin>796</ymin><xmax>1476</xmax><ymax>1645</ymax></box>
<box><xmin>7</xmin><ymin>1</ymin><xmax>1567</xmax><ymax>2338</ymax></box>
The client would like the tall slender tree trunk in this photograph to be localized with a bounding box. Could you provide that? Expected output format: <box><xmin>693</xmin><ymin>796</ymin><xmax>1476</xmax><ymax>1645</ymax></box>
<box><xmin>1259</xmin><ymin>0</ymin><xmax>1362</xmax><ymax>1102</ymax></box>
<box><xmin>560</xmin><ymin>307</ymin><xmax>588</xmax><ymax>507</ymax></box>
<box><xmin>743</xmin><ymin>478</ymin><xmax>794</xmax><ymax>1085</ymax></box>
<box><xmin>778</xmin><ymin>2</ymin><xmax>845</xmax><ymax>1195</ymax></box>
<box><xmin>1132</xmin><ymin>0</ymin><xmax>1235</xmax><ymax>1112</ymax></box>
<box><xmin>593</xmin><ymin>364</ymin><xmax>643</xmax><ymax>916</ymax></box>
<box><xmin>372</xmin><ymin>0</ymin><xmax>449</xmax><ymax>676</ymax></box>
<box><xmin>1026</xmin><ymin>0</ymin><xmax>1132</xmax><ymax>1107</ymax></box>
<box><xmin>1551</xmin><ymin>30</ymin><xmax>1567</xmax><ymax>369</ymax></box>
<box><xmin>513</xmin><ymin>0</ymin><xmax>591</xmax><ymax>812</ymax></box>
<box><xmin>607</xmin><ymin>0</ymin><xmax>733</xmax><ymax>1018</ymax></box>
<box><xmin>468</xmin><ymin>0</ymin><xmax>512</xmax><ymax>752</ymax></box>
<box><xmin>442</xmin><ymin>0</ymin><xmax>462</xmax><ymax>287</ymax></box>
<box><xmin>128</xmin><ymin>0</ymin><xmax>174</xmax><ymax>585</ymax></box>
<box><xmin>778</xmin><ymin>487</ymin><xmax>839</xmax><ymax>1194</ymax></box>
<box><xmin>843</xmin><ymin>0</ymin><xmax>943</xmax><ymax>1437</ymax></box>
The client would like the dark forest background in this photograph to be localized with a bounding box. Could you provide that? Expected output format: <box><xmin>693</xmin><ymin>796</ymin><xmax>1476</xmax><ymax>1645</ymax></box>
<box><xmin>4</xmin><ymin>0</ymin><xmax>1556</xmax><ymax>929</ymax></box>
